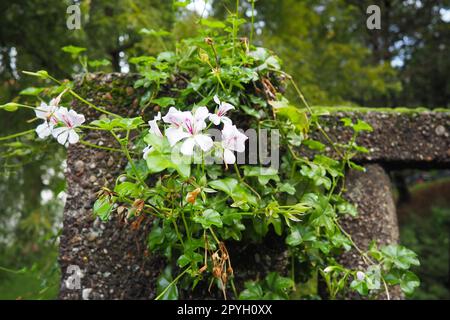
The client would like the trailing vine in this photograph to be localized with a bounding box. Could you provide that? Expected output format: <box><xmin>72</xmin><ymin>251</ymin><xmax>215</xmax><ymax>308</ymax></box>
<box><xmin>0</xmin><ymin>7</ymin><xmax>419</xmax><ymax>300</ymax></box>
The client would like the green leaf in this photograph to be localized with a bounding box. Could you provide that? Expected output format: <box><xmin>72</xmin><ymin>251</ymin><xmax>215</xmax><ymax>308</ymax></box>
<box><xmin>269</xmin><ymin>99</ymin><xmax>309</xmax><ymax>134</ymax></box>
<box><xmin>380</xmin><ymin>245</ymin><xmax>420</xmax><ymax>270</ymax></box>
<box><xmin>337</xmin><ymin>202</ymin><xmax>358</xmax><ymax>217</ymax></box>
<box><xmin>353</xmin><ymin>120</ymin><xmax>373</xmax><ymax>132</ymax></box>
<box><xmin>152</xmin><ymin>97</ymin><xmax>175</xmax><ymax>108</ymax></box>
<box><xmin>93</xmin><ymin>196</ymin><xmax>115</xmax><ymax>221</ymax></box>
<box><xmin>174</xmin><ymin>1</ymin><xmax>189</xmax><ymax>7</ymax></box>
<box><xmin>200</xmin><ymin>19</ymin><xmax>226</xmax><ymax>29</ymax></box>
<box><xmin>177</xmin><ymin>251</ymin><xmax>203</xmax><ymax>268</ymax></box>
<box><xmin>139</xmin><ymin>28</ymin><xmax>171</xmax><ymax>37</ymax></box>
<box><xmin>243</xmin><ymin>166</ymin><xmax>279</xmax><ymax>185</ymax></box>
<box><xmin>129</xmin><ymin>56</ymin><xmax>156</xmax><ymax>65</ymax></box>
<box><xmin>146</xmin><ymin>151</ymin><xmax>170</xmax><ymax>173</ymax></box>
<box><xmin>399</xmin><ymin>271</ymin><xmax>420</xmax><ymax>296</ymax></box>
<box><xmin>61</xmin><ymin>45</ymin><xmax>87</xmax><ymax>56</ymax></box>
<box><xmin>265</xmin><ymin>272</ymin><xmax>294</xmax><ymax>293</ymax></box>
<box><xmin>348</xmin><ymin>161</ymin><xmax>366</xmax><ymax>172</ymax></box>
<box><xmin>170</xmin><ymin>152</ymin><xmax>191</xmax><ymax>178</ymax></box>
<box><xmin>286</xmin><ymin>225</ymin><xmax>316</xmax><ymax>246</ymax></box>
<box><xmin>209</xmin><ymin>178</ymin><xmax>238</xmax><ymax>195</ymax></box>
<box><xmin>239</xmin><ymin>281</ymin><xmax>263</xmax><ymax>300</ymax></box>
<box><xmin>303</xmin><ymin>139</ymin><xmax>325</xmax><ymax>151</ymax></box>
<box><xmin>115</xmin><ymin>181</ymin><xmax>141</xmax><ymax>198</ymax></box>
<box><xmin>286</xmin><ymin>228</ymin><xmax>302</xmax><ymax>246</ymax></box>
<box><xmin>350</xmin><ymin>279</ymin><xmax>368</xmax><ymax>295</ymax></box>
<box><xmin>340</xmin><ymin>117</ymin><xmax>353</xmax><ymax>127</ymax></box>
<box><xmin>278</xmin><ymin>182</ymin><xmax>296</xmax><ymax>195</ymax></box>
<box><xmin>148</xmin><ymin>224</ymin><xmax>165</xmax><ymax>250</ymax></box>
<box><xmin>88</xmin><ymin>59</ymin><xmax>111</xmax><ymax>68</ymax></box>
<box><xmin>193</xmin><ymin>209</ymin><xmax>223</xmax><ymax>229</ymax></box>
<box><xmin>300</xmin><ymin>163</ymin><xmax>331</xmax><ymax>189</ymax></box>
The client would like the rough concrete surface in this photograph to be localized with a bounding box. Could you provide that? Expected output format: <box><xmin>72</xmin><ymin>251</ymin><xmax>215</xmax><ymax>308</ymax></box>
<box><xmin>312</xmin><ymin>111</ymin><xmax>450</xmax><ymax>168</ymax></box>
<box><xmin>339</xmin><ymin>164</ymin><xmax>403</xmax><ymax>300</ymax></box>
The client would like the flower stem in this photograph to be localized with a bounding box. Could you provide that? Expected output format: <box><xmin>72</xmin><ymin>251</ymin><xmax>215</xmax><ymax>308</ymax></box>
<box><xmin>155</xmin><ymin>267</ymin><xmax>191</xmax><ymax>300</ymax></box>
<box><xmin>0</xmin><ymin>129</ymin><xmax>35</xmax><ymax>141</ymax></box>
<box><xmin>69</xmin><ymin>90</ymin><xmax>120</xmax><ymax>118</ymax></box>
<box><xmin>79</xmin><ymin>140</ymin><xmax>122</xmax><ymax>153</ymax></box>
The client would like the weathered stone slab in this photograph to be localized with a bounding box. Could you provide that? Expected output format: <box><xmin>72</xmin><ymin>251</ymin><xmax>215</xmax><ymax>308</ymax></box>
<box><xmin>313</xmin><ymin>111</ymin><xmax>450</xmax><ymax>168</ymax></box>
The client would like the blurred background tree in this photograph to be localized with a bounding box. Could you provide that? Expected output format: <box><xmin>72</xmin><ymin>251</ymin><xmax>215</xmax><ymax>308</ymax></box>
<box><xmin>0</xmin><ymin>0</ymin><xmax>448</xmax><ymax>299</ymax></box>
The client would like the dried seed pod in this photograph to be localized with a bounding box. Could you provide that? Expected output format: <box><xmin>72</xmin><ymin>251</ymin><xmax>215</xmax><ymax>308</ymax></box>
<box><xmin>213</xmin><ymin>266</ymin><xmax>222</xmax><ymax>278</ymax></box>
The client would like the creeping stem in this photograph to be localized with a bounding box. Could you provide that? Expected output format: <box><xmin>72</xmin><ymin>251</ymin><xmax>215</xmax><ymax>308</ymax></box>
<box><xmin>155</xmin><ymin>267</ymin><xmax>191</xmax><ymax>300</ymax></box>
<box><xmin>0</xmin><ymin>129</ymin><xmax>35</xmax><ymax>141</ymax></box>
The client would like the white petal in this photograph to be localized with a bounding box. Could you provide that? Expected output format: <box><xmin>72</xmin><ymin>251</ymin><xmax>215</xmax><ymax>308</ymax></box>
<box><xmin>36</xmin><ymin>123</ymin><xmax>52</xmax><ymax>139</ymax></box>
<box><xmin>221</xmin><ymin>116</ymin><xmax>232</xmax><ymax>125</ymax></box>
<box><xmin>180</xmin><ymin>137</ymin><xmax>196</xmax><ymax>156</ymax></box>
<box><xmin>194</xmin><ymin>106</ymin><xmax>210</xmax><ymax>122</ymax></box>
<box><xmin>68</xmin><ymin>130</ymin><xmax>80</xmax><ymax>144</ymax></box>
<box><xmin>162</xmin><ymin>107</ymin><xmax>184</xmax><ymax>126</ymax></box>
<box><xmin>220</xmin><ymin>102</ymin><xmax>235</xmax><ymax>114</ymax></box>
<box><xmin>68</xmin><ymin>110</ymin><xmax>85</xmax><ymax>127</ymax></box>
<box><xmin>51</xmin><ymin>127</ymin><xmax>66</xmax><ymax>138</ymax></box>
<box><xmin>209</xmin><ymin>114</ymin><xmax>221</xmax><ymax>125</ymax></box>
<box><xmin>235</xmin><ymin>132</ymin><xmax>248</xmax><ymax>153</ymax></box>
<box><xmin>213</xmin><ymin>95</ymin><xmax>221</xmax><ymax>105</ymax></box>
<box><xmin>165</xmin><ymin>127</ymin><xmax>190</xmax><ymax>146</ymax></box>
<box><xmin>35</xmin><ymin>103</ymin><xmax>50</xmax><ymax>119</ymax></box>
<box><xmin>194</xmin><ymin>134</ymin><xmax>214</xmax><ymax>152</ymax></box>
<box><xmin>149</xmin><ymin>119</ymin><xmax>163</xmax><ymax>137</ymax></box>
<box><xmin>223</xmin><ymin>148</ymin><xmax>236</xmax><ymax>164</ymax></box>
<box><xmin>56</xmin><ymin>130</ymin><xmax>69</xmax><ymax>145</ymax></box>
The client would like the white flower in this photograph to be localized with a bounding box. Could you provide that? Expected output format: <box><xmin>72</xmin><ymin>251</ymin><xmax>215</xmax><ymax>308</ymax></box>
<box><xmin>51</xmin><ymin>107</ymin><xmax>85</xmax><ymax>146</ymax></box>
<box><xmin>148</xmin><ymin>112</ymin><xmax>163</xmax><ymax>137</ymax></box>
<box><xmin>221</xmin><ymin>124</ymin><xmax>248</xmax><ymax>164</ymax></box>
<box><xmin>35</xmin><ymin>98</ymin><xmax>61</xmax><ymax>139</ymax></box>
<box><xmin>209</xmin><ymin>95</ymin><xmax>234</xmax><ymax>125</ymax></box>
<box><xmin>164</xmin><ymin>106</ymin><xmax>213</xmax><ymax>156</ymax></box>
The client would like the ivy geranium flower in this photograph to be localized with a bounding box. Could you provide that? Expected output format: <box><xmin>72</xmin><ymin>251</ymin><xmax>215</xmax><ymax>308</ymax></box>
<box><xmin>221</xmin><ymin>124</ymin><xmax>248</xmax><ymax>164</ymax></box>
<box><xmin>209</xmin><ymin>95</ymin><xmax>234</xmax><ymax>125</ymax></box>
<box><xmin>51</xmin><ymin>107</ymin><xmax>85</xmax><ymax>146</ymax></box>
<box><xmin>35</xmin><ymin>96</ymin><xmax>62</xmax><ymax>139</ymax></box>
<box><xmin>163</xmin><ymin>106</ymin><xmax>213</xmax><ymax>156</ymax></box>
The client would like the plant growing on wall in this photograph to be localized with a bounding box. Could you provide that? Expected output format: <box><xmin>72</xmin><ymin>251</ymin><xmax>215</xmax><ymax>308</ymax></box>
<box><xmin>0</xmin><ymin>4</ymin><xmax>419</xmax><ymax>300</ymax></box>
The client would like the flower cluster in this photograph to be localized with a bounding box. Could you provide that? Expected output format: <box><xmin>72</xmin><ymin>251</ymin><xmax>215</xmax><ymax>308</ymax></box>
<box><xmin>34</xmin><ymin>92</ymin><xmax>85</xmax><ymax>147</ymax></box>
<box><xmin>144</xmin><ymin>95</ymin><xmax>248</xmax><ymax>164</ymax></box>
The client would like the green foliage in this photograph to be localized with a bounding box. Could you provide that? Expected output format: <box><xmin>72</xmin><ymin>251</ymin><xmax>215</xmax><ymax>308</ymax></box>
<box><xmin>400</xmin><ymin>206</ymin><xmax>450</xmax><ymax>299</ymax></box>
<box><xmin>239</xmin><ymin>272</ymin><xmax>295</xmax><ymax>300</ymax></box>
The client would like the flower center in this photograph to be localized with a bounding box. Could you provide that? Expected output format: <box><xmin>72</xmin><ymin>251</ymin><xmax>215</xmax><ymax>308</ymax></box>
<box><xmin>60</xmin><ymin>114</ymin><xmax>74</xmax><ymax>128</ymax></box>
<box><xmin>184</xmin><ymin>118</ymin><xmax>195</xmax><ymax>135</ymax></box>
